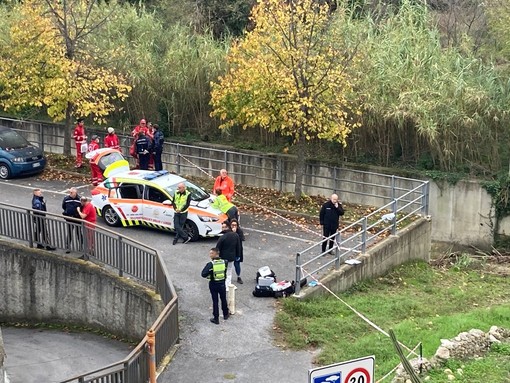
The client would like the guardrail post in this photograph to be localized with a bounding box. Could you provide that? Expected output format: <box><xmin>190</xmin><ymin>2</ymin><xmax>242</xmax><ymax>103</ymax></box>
<box><xmin>147</xmin><ymin>329</ymin><xmax>156</xmax><ymax>383</ymax></box>
<box><xmin>39</xmin><ymin>122</ymin><xmax>45</xmax><ymax>152</ymax></box>
<box><xmin>334</xmin><ymin>232</ymin><xmax>340</xmax><ymax>269</ymax></box>
<box><xmin>421</xmin><ymin>181</ymin><xmax>429</xmax><ymax>216</ymax></box>
<box><xmin>224</xmin><ymin>150</ymin><xmax>228</xmax><ymax>170</ymax></box>
<box><xmin>361</xmin><ymin>217</ymin><xmax>367</xmax><ymax>254</ymax></box>
<box><xmin>391</xmin><ymin>175</ymin><xmax>396</xmax><ymax>200</ymax></box>
<box><xmin>392</xmin><ymin>199</ymin><xmax>397</xmax><ymax>235</ymax></box>
<box><xmin>176</xmin><ymin>144</ymin><xmax>181</xmax><ymax>174</ymax></box>
<box><xmin>118</xmin><ymin>236</ymin><xmax>124</xmax><ymax>277</ymax></box>
<box><xmin>295</xmin><ymin>253</ymin><xmax>302</xmax><ymax>295</ymax></box>
<box><xmin>28</xmin><ymin>211</ymin><xmax>34</xmax><ymax>248</ymax></box>
<box><xmin>276</xmin><ymin>157</ymin><xmax>283</xmax><ymax>191</ymax></box>
<box><xmin>333</xmin><ymin>167</ymin><xmax>338</xmax><ymax>194</ymax></box>
<box><xmin>81</xmin><ymin>221</ymin><xmax>88</xmax><ymax>258</ymax></box>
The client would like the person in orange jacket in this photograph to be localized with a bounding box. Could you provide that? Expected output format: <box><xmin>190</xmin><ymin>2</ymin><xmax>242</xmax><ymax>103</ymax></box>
<box><xmin>72</xmin><ymin>118</ymin><xmax>87</xmax><ymax>168</ymax></box>
<box><xmin>213</xmin><ymin>169</ymin><xmax>235</xmax><ymax>202</ymax></box>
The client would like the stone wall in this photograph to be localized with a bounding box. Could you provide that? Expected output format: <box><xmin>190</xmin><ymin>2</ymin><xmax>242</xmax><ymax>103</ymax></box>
<box><xmin>0</xmin><ymin>241</ymin><xmax>163</xmax><ymax>341</ymax></box>
<box><xmin>392</xmin><ymin>326</ymin><xmax>510</xmax><ymax>382</ymax></box>
<box><xmin>297</xmin><ymin>216</ymin><xmax>432</xmax><ymax>298</ymax></box>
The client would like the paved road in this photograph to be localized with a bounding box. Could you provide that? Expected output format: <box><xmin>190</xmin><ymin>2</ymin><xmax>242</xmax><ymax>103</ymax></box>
<box><xmin>0</xmin><ymin>176</ymin><xmax>322</xmax><ymax>382</ymax></box>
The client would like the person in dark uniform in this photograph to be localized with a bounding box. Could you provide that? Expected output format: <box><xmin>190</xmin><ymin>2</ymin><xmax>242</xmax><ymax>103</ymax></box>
<box><xmin>201</xmin><ymin>247</ymin><xmax>229</xmax><ymax>324</ymax></box>
<box><xmin>62</xmin><ymin>187</ymin><xmax>82</xmax><ymax>253</ymax></box>
<box><xmin>319</xmin><ymin>193</ymin><xmax>344</xmax><ymax>254</ymax></box>
<box><xmin>135</xmin><ymin>132</ymin><xmax>150</xmax><ymax>170</ymax></box>
<box><xmin>32</xmin><ymin>188</ymin><xmax>55</xmax><ymax>250</ymax></box>
<box><xmin>151</xmin><ymin>124</ymin><xmax>164</xmax><ymax>171</ymax></box>
<box><xmin>216</xmin><ymin>221</ymin><xmax>240</xmax><ymax>290</ymax></box>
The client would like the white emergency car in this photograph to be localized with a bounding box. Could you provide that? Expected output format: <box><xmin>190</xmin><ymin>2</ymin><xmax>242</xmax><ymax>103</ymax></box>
<box><xmin>90</xmin><ymin>167</ymin><xmax>227</xmax><ymax>241</ymax></box>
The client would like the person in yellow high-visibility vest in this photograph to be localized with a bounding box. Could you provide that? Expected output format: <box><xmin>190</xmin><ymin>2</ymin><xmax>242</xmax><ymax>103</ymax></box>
<box><xmin>201</xmin><ymin>247</ymin><xmax>229</xmax><ymax>324</ymax></box>
<box><xmin>210</xmin><ymin>188</ymin><xmax>239</xmax><ymax>222</ymax></box>
<box><xmin>172</xmin><ymin>182</ymin><xmax>192</xmax><ymax>245</ymax></box>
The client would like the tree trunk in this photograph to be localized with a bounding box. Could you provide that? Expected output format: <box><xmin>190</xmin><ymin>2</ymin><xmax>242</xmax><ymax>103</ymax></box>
<box><xmin>294</xmin><ymin>137</ymin><xmax>306</xmax><ymax>200</ymax></box>
<box><xmin>64</xmin><ymin>104</ymin><xmax>72</xmax><ymax>155</ymax></box>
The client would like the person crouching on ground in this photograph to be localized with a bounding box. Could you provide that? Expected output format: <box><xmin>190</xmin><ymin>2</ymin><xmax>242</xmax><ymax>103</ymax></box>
<box><xmin>201</xmin><ymin>247</ymin><xmax>229</xmax><ymax>324</ymax></box>
<box><xmin>210</xmin><ymin>188</ymin><xmax>239</xmax><ymax>222</ymax></box>
<box><xmin>88</xmin><ymin>134</ymin><xmax>102</xmax><ymax>186</ymax></box>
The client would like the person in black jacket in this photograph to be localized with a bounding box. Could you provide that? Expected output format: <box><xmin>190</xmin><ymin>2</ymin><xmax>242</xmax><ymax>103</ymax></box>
<box><xmin>230</xmin><ymin>218</ymin><xmax>245</xmax><ymax>284</ymax></box>
<box><xmin>151</xmin><ymin>124</ymin><xmax>164</xmax><ymax>171</ymax></box>
<box><xmin>216</xmin><ymin>221</ymin><xmax>240</xmax><ymax>290</ymax></box>
<box><xmin>201</xmin><ymin>247</ymin><xmax>229</xmax><ymax>324</ymax></box>
<box><xmin>319</xmin><ymin>193</ymin><xmax>344</xmax><ymax>254</ymax></box>
<box><xmin>62</xmin><ymin>187</ymin><xmax>82</xmax><ymax>253</ymax></box>
<box><xmin>135</xmin><ymin>132</ymin><xmax>150</xmax><ymax>170</ymax></box>
<box><xmin>32</xmin><ymin>188</ymin><xmax>55</xmax><ymax>250</ymax></box>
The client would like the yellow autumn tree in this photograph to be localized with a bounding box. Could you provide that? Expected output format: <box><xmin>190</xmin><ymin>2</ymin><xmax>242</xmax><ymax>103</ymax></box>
<box><xmin>210</xmin><ymin>0</ymin><xmax>361</xmax><ymax>198</ymax></box>
<box><xmin>0</xmin><ymin>0</ymin><xmax>131</xmax><ymax>155</ymax></box>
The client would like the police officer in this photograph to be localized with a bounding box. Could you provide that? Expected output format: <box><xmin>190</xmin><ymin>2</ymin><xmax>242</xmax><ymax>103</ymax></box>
<box><xmin>32</xmin><ymin>188</ymin><xmax>55</xmax><ymax>250</ymax></box>
<box><xmin>201</xmin><ymin>247</ymin><xmax>229</xmax><ymax>324</ymax></box>
<box><xmin>135</xmin><ymin>131</ymin><xmax>150</xmax><ymax>170</ymax></box>
<box><xmin>172</xmin><ymin>182</ymin><xmax>191</xmax><ymax>245</ymax></box>
<box><xmin>151</xmin><ymin>124</ymin><xmax>164</xmax><ymax>171</ymax></box>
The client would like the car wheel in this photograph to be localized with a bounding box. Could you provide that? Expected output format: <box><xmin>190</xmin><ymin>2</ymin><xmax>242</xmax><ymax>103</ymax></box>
<box><xmin>102</xmin><ymin>205</ymin><xmax>121</xmax><ymax>227</ymax></box>
<box><xmin>0</xmin><ymin>164</ymin><xmax>10</xmax><ymax>180</ymax></box>
<box><xmin>183</xmin><ymin>220</ymin><xmax>200</xmax><ymax>242</ymax></box>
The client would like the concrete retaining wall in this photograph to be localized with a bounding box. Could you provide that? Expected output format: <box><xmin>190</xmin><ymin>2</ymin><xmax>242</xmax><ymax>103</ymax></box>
<box><xmin>0</xmin><ymin>241</ymin><xmax>163</xmax><ymax>341</ymax></box>
<box><xmin>1</xmin><ymin>117</ymin><xmax>502</xmax><ymax>247</ymax></box>
<box><xmin>299</xmin><ymin>217</ymin><xmax>432</xmax><ymax>298</ymax></box>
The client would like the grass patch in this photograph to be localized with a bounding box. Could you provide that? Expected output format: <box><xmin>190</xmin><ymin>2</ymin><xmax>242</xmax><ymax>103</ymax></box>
<box><xmin>275</xmin><ymin>261</ymin><xmax>510</xmax><ymax>381</ymax></box>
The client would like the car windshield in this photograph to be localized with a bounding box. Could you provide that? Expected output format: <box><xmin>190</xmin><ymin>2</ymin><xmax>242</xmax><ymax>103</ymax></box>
<box><xmin>163</xmin><ymin>181</ymin><xmax>210</xmax><ymax>202</ymax></box>
<box><xmin>0</xmin><ymin>129</ymin><xmax>30</xmax><ymax>150</ymax></box>
<box><xmin>97</xmin><ymin>152</ymin><xmax>125</xmax><ymax>171</ymax></box>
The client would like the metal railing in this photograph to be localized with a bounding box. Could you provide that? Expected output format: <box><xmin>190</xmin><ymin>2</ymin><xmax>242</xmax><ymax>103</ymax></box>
<box><xmin>1</xmin><ymin>116</ymin><xmax>429</xmax><ymax>208</ymax></box>
<box><xmin>294</xmin><ymin>181</ymin><xmax>429</xmax><ymax>294</ymax></box>
<box><xmin>0</xmin><ymin>202</ymin><xmax>178</xmax><ymax>383</ymax></box>
<box><xmin>1</xmin><ymin>116</ymin><xmax>430</xmax><ymax>294</ymax></box>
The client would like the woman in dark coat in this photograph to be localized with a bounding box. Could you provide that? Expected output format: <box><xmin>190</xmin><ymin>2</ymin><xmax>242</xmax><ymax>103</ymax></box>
<box><xmin>230</xmin><ymin>218</ymin><xmax>245</xmax><ymax>284</ymax></box>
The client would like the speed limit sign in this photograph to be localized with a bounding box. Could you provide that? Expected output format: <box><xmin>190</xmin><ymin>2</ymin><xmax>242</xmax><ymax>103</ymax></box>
<box><xmin>308</xmin><ymin>355</ymin><xmax>375</xmax><ymax>383</ymax></box>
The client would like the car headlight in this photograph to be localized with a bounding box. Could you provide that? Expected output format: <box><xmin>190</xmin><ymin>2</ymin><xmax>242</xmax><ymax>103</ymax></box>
<box><xmin>12</xmin><ymin>157</ymin><xmax>24</xmax><ymax>163</ymax></box>
<box><xmin>198</xmin><ymin>215</ymin><xmax>219</xmax><ymax>222</ymax></box>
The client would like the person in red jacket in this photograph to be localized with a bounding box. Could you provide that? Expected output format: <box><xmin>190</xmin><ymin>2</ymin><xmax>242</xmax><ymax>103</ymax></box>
<box><xmin>87</xmin><ymin>135</ymin><xmax>102</xmax><ymax>186</ymax></box>
<box><xmin>213</xmin><ymin>169</ymin><xmax>235</xmax><ymax>201</ymax></box>
<box><xmin>104</xmin><ymin>127</ymin><xmax>120</xmax><ymax>151</ymax></box>
<box><xmin>77</xmin><ymin>196</ymin><xmax>97</xmax><ymax>260</ymax></box>
<box><xmin>72</xmin><ymin>118</ymin><xmax>87</xmax><ymax>168</ymax></box>
<box><xmin>130</xmin><ymin>119</ymin><xmax>148</xmax><ymax>167</ymax></box>
<box><xmin>131</xmin><ymin>119</ymin><xmax>148</xmax><ymax>138</ymax></box>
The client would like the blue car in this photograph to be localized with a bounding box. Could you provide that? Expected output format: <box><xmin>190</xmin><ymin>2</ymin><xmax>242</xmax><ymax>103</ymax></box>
<box><xmin>0</xmin><ymin>126</ymin><xmax>46</xmax><ymax>179</ymax></box>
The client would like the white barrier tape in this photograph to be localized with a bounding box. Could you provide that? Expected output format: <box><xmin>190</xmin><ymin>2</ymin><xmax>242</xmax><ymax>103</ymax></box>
<box><xmin>178</xmin><ymin>153</ymin><xmax>322</xmax><ymax>237</ymax></box>
<box><xmin>300</xmin><ymin>266</ymin><xmax>419</xmax><ymax>358</ymax></box>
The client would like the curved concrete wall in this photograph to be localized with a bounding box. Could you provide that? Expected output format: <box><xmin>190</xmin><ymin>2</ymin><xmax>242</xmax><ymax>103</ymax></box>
<box><xmin>0</xmin><ymin>241</ymin><xmax>163</xmax><ymax>341</ymax></box>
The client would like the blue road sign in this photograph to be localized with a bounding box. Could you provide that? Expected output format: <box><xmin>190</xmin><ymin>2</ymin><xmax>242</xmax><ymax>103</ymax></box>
<box><xmin>313</xmin><ymin>372</ymin><xmax>341</xmax><ymax>383</ymax></box>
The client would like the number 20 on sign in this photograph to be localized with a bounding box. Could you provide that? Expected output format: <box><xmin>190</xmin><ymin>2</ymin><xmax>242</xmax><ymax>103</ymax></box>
<box><xmin>308</xmin><ymin>355</ymin><xmax>375</xmax><ymax>383</ymax></box>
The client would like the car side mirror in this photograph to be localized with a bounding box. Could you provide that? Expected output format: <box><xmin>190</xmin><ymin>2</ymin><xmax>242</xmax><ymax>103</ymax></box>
<box><xmin>162</xmin><ymin>200</ymin><xmax>172</xmax><ymax>206</ymax></box>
